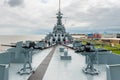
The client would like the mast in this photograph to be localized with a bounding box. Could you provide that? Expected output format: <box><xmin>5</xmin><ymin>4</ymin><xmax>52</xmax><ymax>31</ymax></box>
<box><xmin>56</xmin><ymin>0</ymin><xmax>63</xmax><ymax>26</ymax></box>
<box><xmin>59</xmin><ymin>0</ymin><xmax>61</xmax><ymax>12</ymax></box>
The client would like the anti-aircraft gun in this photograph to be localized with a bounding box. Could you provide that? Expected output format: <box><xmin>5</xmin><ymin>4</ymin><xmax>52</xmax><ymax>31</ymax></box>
<box><xmin>1</xmin><ymin>40</ymin><xmax>47</xmax><ymax>75</ymax></box>
<box><xmin>1</xmin><ymin>41</ymin><xmax>34</xmax><ymax>75</ymax></box>
<box><xmin>80</xmin><ymin>42</ymin><xmax>99</xmax><ymax>75</ymax></box>
<box><xmin>17</xmin><ymin>41</ymin><xmax>34</xmax><ymax>75</ymax></box>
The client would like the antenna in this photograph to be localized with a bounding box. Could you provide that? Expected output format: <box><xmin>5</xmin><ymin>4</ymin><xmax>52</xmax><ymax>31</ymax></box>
<box><xmin>59</xmin><ymin>0</ymin><xmax>61</xmax><ymax>12</ymax></box>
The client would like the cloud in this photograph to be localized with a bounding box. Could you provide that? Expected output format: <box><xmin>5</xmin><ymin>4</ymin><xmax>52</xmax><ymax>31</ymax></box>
<box><xmin>7</xmin><ymin>0</ymin><xmax>24</xmax><ymax>7</ymax></box>
<box><xmin>0</xmin><ymin>0</ymin><xmax>120</xmax><ymax>35</ymax></box>
<box><xmin>63</xmin><ymin>0</ymin><xmax>120</xmax><ymax>33</ymax></box>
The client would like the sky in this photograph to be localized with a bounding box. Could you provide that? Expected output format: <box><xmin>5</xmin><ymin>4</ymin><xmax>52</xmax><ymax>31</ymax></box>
<box><xmin>0</xmin><ymin>0</ymin><xmax>120</xmax><ymax>35</ymax></box>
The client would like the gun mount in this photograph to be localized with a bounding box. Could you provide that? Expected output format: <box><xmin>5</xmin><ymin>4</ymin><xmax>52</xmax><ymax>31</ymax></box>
<box><xmin>17</xmin><ymin>47</ymin><xmax>34</xmax><ymax>75</ymax></box>
<box><xmin>81</xmin><ymin>42</ymin><xmax>99</xmax><ymax>75</ymax></box>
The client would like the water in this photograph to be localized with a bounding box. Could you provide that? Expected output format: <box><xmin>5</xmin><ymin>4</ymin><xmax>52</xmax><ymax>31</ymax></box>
<box><xmin>0</xmin><ymin>35</ymin><xmax>45</xmax><ymax>51</ymax></box>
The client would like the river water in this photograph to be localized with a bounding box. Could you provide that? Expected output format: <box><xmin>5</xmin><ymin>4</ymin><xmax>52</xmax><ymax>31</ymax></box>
<box><xmin>0</xmin><ymin>35</ymin><xmax>45</xmax><ymax>51</ymax></box>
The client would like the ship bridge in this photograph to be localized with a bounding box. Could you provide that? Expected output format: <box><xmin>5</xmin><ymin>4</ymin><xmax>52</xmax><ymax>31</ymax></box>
<box><xmin>45</xmin><ymin>0</ymin><xmax>73</xmax><ymax>44</ymax></box>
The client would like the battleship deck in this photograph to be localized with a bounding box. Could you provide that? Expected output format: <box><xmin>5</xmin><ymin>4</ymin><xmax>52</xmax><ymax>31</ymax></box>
<box><xmin>28</xmin><ymin>46</ymin><xmax>56</xmax><ymax>80</ymax></box>
<box><xmin>8</xmin><ymin>45</ymin><xmax>106</xmax><ymax>80</ymax></box>
<box><xmin>43</xmin><ymin>46</ymin><xmax>106</xmax><ymax>80</ymax></box>
<box><xmin>9</xmin><ymin>47</ymin><xmax>53</xmax><ymax>80</ymax></box>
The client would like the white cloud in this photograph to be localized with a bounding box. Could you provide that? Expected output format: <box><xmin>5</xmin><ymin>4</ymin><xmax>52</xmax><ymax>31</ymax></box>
<box><xmin>0</xmin><ymin>0</ymin><xmax>120</xmax><ymax>35</ymax></box>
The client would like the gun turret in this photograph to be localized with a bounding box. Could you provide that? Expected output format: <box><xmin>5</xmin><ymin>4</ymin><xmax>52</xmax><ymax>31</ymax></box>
<box><xmin>1</xmin><ymin>41</ymin><xmax>43</xmax><ymax>50</ymax></box>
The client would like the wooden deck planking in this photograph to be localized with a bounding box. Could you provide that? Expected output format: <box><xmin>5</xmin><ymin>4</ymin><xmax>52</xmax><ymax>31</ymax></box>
<box><xmin>28</xmin><ymin>46</ymin><xmax>56</xmax><ymax>80</ymax></box>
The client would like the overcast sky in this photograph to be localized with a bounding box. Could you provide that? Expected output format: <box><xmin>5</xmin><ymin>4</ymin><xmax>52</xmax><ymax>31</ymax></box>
<box><xmin>0</xmin><ymin>0</ymin><xmax>120</xmax><ymax>35</ymax></box>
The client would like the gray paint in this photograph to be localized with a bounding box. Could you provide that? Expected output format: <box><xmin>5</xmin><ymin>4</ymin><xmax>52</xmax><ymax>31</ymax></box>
<box><xmin>0</xmin><ymin>47</ymin><xmax>32</xmax><ymax>64</ymax></box>
<box><xmin>36</xmin><ymin>41</ymin><xmax>46</xmax><ymax>49</ymax></box>
<box><xmin>10</xmin><ymin>52</ymin><xmax>25</xmax><ymax>63</ymax></box>
<box><xmin>59</xmin><ymin>48</ymin><xmax>64</xmax><ymax>52</ymax></box>
<box><xmin>97</xmin><ymin>52</ymin><xmax>110</xmax><ymax>64</ymax></box>
<box><xmin>107</xmin><ymin>64</ymin><xmax>120</xmax><ymax>80</ymax></box>
<box><xmin>0</xmin><ymin>52</ymin><xmax>11</xmax><ymax>64</ymax></box>
<box><xmin>107</xmin><ymin>54</ymin><xmax>120</xmax><ymax>65</ymax></box>
<box><xmin>86</xmin><ymin>51</ymin><xmax>120</xmax><ymax>65</ymax></box>
<box><xmin>6</xmin><ymin>42</ymin><xmax>26</xmax><ymax>63</ymax></box>
<box><xmin>60</xmin><ymin>56</ymin><xmax>71</xmax><ymax>60</ymax></box>
<box><xmin>0</xmin><ymin>64</ymin><xmax>9</xmax><ymax>80</ymax></box>
<box><xmin>60</xmin><ymin>50</ymin><xmax>71</xmax><ymax>60</ymax></box>
<box><xmin>73</xmin><ymin>41</ymin><xmax>82</xmax><ymax>48</ymax></box>
<box><xmin>10</xmin><ymin>48</ymin><xmax>32</xmax><ymax>63</ymax></box>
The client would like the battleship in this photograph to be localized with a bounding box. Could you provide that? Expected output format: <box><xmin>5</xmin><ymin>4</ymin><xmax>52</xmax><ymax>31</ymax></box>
<box><xmin>0</xmin><ymin>0</ymin><xmax>120</xmax><ymax>80</ymax></box>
